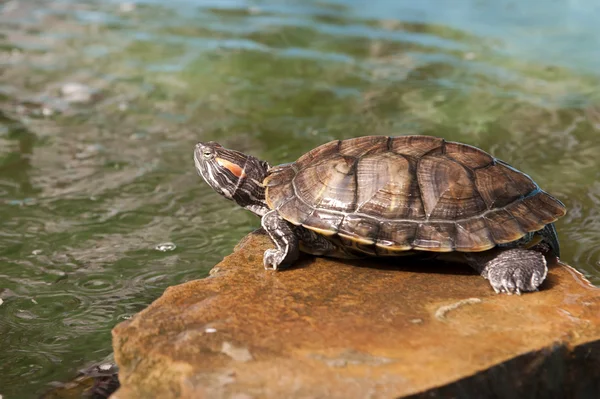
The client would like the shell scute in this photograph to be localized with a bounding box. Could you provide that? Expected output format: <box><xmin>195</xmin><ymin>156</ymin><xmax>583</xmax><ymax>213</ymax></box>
<box><xmin>390</xmin><ymin>135</ymin><xmax>444</xmax><ymax>157</ymax></box>
<box><xmin>454</xmin><ymin>218</ymin><xmax>495</xmax><ymax>252</ymax></box>
<box><xmin>293</xmin><ymin>154</ymin><xmax>357</xmax><ymax>213</ymax></box>
<box><xmin>277</xmin><ymin>197</ymin><xmax>313</xmax><ymax>226</ymax></box>
<box><xmin>355</xmin><ymin>152</ymin><xmax>425</xmax><ymax>219</ymax></box>
<box><xmin>484</xmin><ymin>208</ymin><xmax>525</xmax><ymax>244</ymax></box>
<box><xmin>294</xmin><ymin>140</ymin><xmax>340</xmax><ymax>170</ymax></box>
<box><xmin>265</xmin><ymin>181</ymin><xmax>294</xmax><ymax>211</ymax></box>
<box><xmin>417</xmin><ymin>155</ymin><xmax>487</xmax><ymax>219</ymax></box>
<box><xmin>412</xmin><ymin>222</ymin><xmax>455</xmax><ymax>252</ymax></box>
<box><xmin>474</xmin><ymin>162</ymin><xmax>537</xmax><ymax>209</ymax></box>
<box><xmin>444</xmin><ymin>142</ymin><xmax>494</xmax><ymax>169</ymax></box>
<box><xmin>264</xmin><ymin>164</ymin><xmax>296</xmax><ymax>211</ymax></box>
<box><xmin>520</xmin><ymin>191</ymin><xmax>566</xmax><ymax>224</ymax></box>
<box><xmin>504</xmin><ymin>199</ymin><xmax>546</xmax><ymax>232</ymax></box>
<box><xmin>338</xmin><ymin>135</ymin><xmax>388</xmax><ymax>157</ymax></box>
<box><xmin>301</xmin><ymin>210</ymin><xmax>343</xmax><ymax>236</ymax></box>
<box><xmin>338</xmin><ymin>214</ymin><xmax>379</xmax><ymax>244</ymax></box>
<box><xmin>376</xmin><ymin>221</ymin><xmax>417</xmax><ymax>251</ymax></box>
<box><xmin>264</xmin><ymin>164</ymin><xmax>295</xmax><ymax>187</ymax></box>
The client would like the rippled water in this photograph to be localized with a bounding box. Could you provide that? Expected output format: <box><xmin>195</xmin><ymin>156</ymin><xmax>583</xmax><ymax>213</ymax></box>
<box><xmin>1</xmin><ymin>0</ymin><xmax>600</xmax><ymax>397</ymax></box>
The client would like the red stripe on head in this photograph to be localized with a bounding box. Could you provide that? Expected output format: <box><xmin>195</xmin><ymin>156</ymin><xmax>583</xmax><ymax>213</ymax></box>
<box><xmin>216</xmin><ymin>157</ymin><xmax>246</xmax><ymax>178</ymax></box>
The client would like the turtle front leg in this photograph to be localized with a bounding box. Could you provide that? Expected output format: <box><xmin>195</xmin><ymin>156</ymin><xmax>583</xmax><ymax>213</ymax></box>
<box><xmin>464</xmin><ymin>248</ymin><xmax>548</xmax><ymax>295</ymax></box>
<box><xmin>261</xmin><ymin>210</ymin><xmax>300</xmax><ymax>270</ymax></box>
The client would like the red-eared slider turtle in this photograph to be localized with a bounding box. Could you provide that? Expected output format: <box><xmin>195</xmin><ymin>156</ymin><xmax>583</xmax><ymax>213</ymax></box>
<box><xmin>194</xmin><ymin>135</ymin><xmax>566</xmax><ymax>294</ymax></box>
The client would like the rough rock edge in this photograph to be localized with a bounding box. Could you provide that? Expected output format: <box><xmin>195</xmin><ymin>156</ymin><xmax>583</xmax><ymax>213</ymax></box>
<box><xmin>406</xmin><ymin>341</ymin><xmax>600</xmax><ymax>399</ymax></box>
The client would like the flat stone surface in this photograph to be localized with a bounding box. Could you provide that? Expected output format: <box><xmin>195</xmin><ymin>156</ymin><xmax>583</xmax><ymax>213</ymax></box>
<box><xmin>111</xmin><ymin>232</ymin><xmax>600</xmax><ymax>399</ymax></box>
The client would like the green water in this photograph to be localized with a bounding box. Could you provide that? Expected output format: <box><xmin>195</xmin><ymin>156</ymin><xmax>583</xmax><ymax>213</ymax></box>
<box><xmin>1</xmin><ymin>0</ymin><xmax>600</xmax><ymax>397</ymax></box>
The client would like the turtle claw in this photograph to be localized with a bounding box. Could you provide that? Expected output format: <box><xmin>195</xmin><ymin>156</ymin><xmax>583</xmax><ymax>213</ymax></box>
<box><xmin>263</xmin><ymin>249</ymin><xmax>284</xmax><ymax>271</ymax></box>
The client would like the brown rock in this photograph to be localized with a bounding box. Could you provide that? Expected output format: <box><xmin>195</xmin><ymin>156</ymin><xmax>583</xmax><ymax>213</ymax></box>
<box><xmin>111</xmin><ymin>232</ymin><xmax>600</xmax><ymax>399</ymax></box>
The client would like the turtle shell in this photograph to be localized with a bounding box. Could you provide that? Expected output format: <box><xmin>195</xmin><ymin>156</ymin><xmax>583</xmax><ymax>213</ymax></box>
<box><xmin>263</xmin><ymin>135</ymin><xmax>566</xmax><ymax>254</ymax></box>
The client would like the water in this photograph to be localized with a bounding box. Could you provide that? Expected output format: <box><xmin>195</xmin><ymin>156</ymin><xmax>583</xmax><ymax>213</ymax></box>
<box><xmin>1</xmin><ymin>0</ymin><xmax>600</xmax><ymax>397</ymax></box>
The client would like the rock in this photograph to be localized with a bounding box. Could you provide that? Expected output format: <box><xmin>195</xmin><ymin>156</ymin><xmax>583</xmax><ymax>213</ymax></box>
<box><xmin>111</xmin><ymin>232</ymin><xmax>600</xmax><ymax>399</ymax></box>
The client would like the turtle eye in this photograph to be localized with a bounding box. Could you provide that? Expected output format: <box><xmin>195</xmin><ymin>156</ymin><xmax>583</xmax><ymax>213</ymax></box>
<box><xmin>203</xmin><ymin>150</ymin><xmax>214</xmax><ymax>159</ymax></box>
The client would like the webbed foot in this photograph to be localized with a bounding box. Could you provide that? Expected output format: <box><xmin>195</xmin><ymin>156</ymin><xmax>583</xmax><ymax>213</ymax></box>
<box><xmin>466</xmin><ymin>248</ymin><xmax>548</xmax><ymax>295</ymax></box>
<box><xmin>263</xmin><ymin>248</ymin><xmax>287</xmax><ymax>270</ymax></box>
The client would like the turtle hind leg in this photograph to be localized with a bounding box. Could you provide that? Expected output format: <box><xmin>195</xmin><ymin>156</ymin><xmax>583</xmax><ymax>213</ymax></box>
<box><xmin>533</xmin><ymin>223</ymin><xmax>560</xmax><ymax>258</ymax></box>
<box><xmin>294</xmin><ymin>226</ymin><xmax>354</xmax><ymax>258</ymax></box>
<box><xmin>261</xmin><ymin>210</ymin><xmax>299</xmax><ymax>270</ymax></box>
<box><xmin>465</xmin><ymin>248</ymin><xmax>548</xmax><ymax>295</ymax></box>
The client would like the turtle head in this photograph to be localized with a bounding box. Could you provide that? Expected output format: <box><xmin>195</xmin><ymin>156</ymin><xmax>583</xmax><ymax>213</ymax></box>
<box><xmin>194</xmin><ymin>142</ymin><xmax>271</xmax><ymax>216</ymax></box>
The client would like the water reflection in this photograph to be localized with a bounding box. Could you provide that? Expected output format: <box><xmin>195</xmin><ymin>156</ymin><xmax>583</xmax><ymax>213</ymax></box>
<box><xmin>1</xmin><ymin>0</ymin><xmax>600</xmax><ymax>397</ymax></box>
<box><xmin>0</xmin><ymin>111</ymin><xmax>36</xmax><ymax>197</ymax></box>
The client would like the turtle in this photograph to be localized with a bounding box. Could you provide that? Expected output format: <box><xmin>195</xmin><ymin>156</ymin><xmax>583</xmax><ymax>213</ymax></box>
<box><xmin>194</xmin><ymin>135</ymin><xmax>566</xmax><ymax>294</ymax></box>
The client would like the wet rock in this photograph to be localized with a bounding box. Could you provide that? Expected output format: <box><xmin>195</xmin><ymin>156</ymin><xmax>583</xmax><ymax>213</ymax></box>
<box><xmin>111</xmin><ymin>232</ymin><xmax>600</xmax><ymax>399</ymax></box>
<box><xmin>41</xmin><ymin>356</ymin><xmax>119</xmax><ymax>399</ymax></box>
